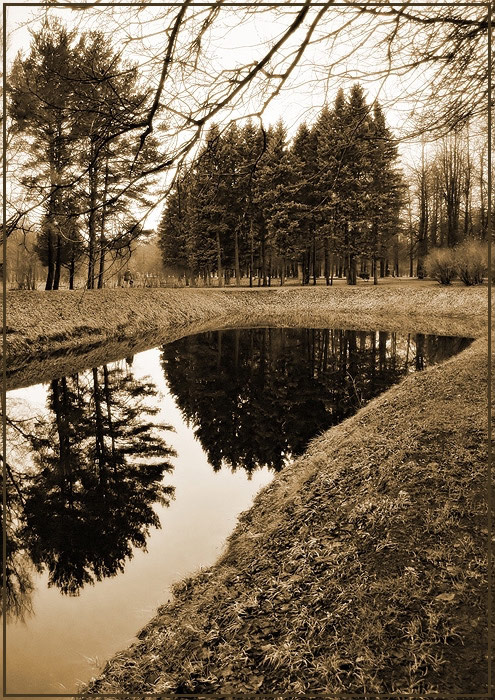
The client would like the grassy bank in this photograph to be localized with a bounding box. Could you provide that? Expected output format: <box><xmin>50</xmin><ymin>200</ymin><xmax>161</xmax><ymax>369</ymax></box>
<box><xmin>4</xmin><ymin>284</ymin><xmax>488</xmax><ymax>377</ymax></box>
<box><xmin>85</xmin><ymin>334</ymin><xmax>490</xmax><ymax>694</ymax></box>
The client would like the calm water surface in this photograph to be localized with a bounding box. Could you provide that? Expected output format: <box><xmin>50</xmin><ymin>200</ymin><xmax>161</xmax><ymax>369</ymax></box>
<box><xmin>4</xmin><ymin>328</ymin><xmax>472</xmax><ymax>695</ymax></box>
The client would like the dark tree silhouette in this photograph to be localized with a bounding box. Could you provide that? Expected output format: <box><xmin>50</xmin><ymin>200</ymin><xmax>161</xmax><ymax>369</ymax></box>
<box><xmin>161</xmin><ymin>328</ymin><xmax>472</xmax><ymax>475</ymax></box>
<box><xmin>19</xmin><ymin>366</ymin><xmax>175</xmax><ymax>595</ymax></box>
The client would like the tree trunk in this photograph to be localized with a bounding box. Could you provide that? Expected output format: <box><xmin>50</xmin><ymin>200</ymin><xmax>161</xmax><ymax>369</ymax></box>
<box><xmin>393</xmin><ymin>235</ymin><xmax>400</xmax><ymax>277</ymax></box>
<box><xmin>312</xmin><ymin>235</ymin><xmax>317</xmax><ymax>285</ymax></box>
<box><xmin>234</xmin><ymin>228</ymin><xmax>241</xmax><ymax>286</ymax></box>
<box><xmin>417</xmin><ymin>139</ymin><xmax>429</xmax><ymax>278</ymax></box>
<box><xmin>303</xmin><ymin>248</ymin><xmax>311</xmax><ymax>285</ymax></box>
<box><xmin>280</xmin><ymin>255</ymin><xmax>285</xmax><ymax>285</ymax></box>
<box><xmin>45</xmin><ymin>226</ymin><xmax>54</xmax><ymax>290</ymax></box>
<box><xmin>249</xmin><ymin>220</ymin><xmax>254</xmax><ymax>287</ymax></box>
<box><xmin>69</xmin><ymin>253</ymin><xmax>75</xmax><ymax>290</ymax></box>
<box><xmin>261</xmin><ymin>234</ymin><xmax>267</xmax><ymax>286</ymax></box>
<box><xmin>103</xmin><ymin>365</ymin><xmax>117</xmax><ymax>471</ymax></box>
<box><xmin>53</xmin><ymin>234</ymin><xmax>62</xmax><ymax>289</ymax></box>
<box><xmin>324</xmin><ymin>235</ymin><xmax>330</xmax><ymax>285</ymax></box>
<box><xmin>346</xmin><ymin>253</ymin><xmax>357</xmax><ymax>285</ymax></box>
<box><xmin>92</xmin><ymin>367</ymin><xmax>107</xmax><ymax>484</ymax></box>
<box><xmin>87</xmin><ymin>158</ymin><xmax>98</xmax><ymax>290</ymax></box>
<box><xmin>97</xmin><ymin>154</ymin><xmax>110</xmax><ymax>289</ymax></box>
<box><xmin>480</xmin><ymin>149</ymin><xmax>487</xmax><ymax>239</ymax></box>
<box><xmin>216</xmin><ymin>230</ymin><xmax>224</xmax><ymax>287</ymax></box>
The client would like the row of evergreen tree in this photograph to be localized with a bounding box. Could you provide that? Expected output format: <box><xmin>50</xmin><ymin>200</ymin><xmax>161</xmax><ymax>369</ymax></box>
<box><xmin>158</xmin><ymin>85</ymin><xmax>405</xmax><ymax>286</ymax></box>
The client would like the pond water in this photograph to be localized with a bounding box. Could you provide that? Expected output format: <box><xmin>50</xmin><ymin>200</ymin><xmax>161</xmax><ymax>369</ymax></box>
<box><xmin>4</xmin><ymin>327</ymin><xmax>472</xmax><ymax>695</ymax></box>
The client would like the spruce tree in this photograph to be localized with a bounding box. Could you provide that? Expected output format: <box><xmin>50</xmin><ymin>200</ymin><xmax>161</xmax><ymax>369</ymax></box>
<box><xmin>8</xmin><ymin>20</ymin><xmax>76</xmax><ymax>289</ymax></box>
<box><xmin>368</xmin><ymin>102</ymin><xmax>404</xmax><ymax>284</ymax></box>
<box><xmin>340</xmin><ymin>84</ymin><xmax>374</xmax><ymax>285</ymax></box>
<box><xmin>239</xmin><ymin>120</ymin><xmax>266</xmax><ymax>286</ymax></box>
<box><xmin>315</xmin><ymin>90</ymin><xmax>349</xmax><ymax>282</ymax></box>
<box><xmin>255</xmin><ymin>120</ymin><xmax>293</xmax><ymax>285</ymax></box>
<box><xmin>290</xmin><ymin>122</ymin><xmax>319</xmax><ymax>284</ymax></box>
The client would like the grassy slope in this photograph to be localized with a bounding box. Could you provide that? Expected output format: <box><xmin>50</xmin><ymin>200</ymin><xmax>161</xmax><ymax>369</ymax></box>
<box><xmin>4</xmin><ymin>285</ymin><xmax>490</xmax><ymax>694</ymax></box>
<box><xmin>4</xmin><ymin>284</ymin><xmax>487</xmax><ymax>366</ymax></box>
<box><xmin>78</xmin><ymin>289</ymin><xmax>490</xmax><ymax>696</ymax></box>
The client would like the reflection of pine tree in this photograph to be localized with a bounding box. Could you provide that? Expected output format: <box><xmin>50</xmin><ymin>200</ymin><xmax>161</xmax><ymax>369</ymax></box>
<box><xmin>161</xmin><ymin>329</ymin><xmax>471</xmax><ymax>476</ymax></box>
<box><xmin>0</xmin><ymin>454</ymin><xmax>35</xmax><ymax>622</ymax></box>
<box><xmin>21</xmin><ymin>366</ymin><xmax>175</xmax><ymax>595</ymax></box>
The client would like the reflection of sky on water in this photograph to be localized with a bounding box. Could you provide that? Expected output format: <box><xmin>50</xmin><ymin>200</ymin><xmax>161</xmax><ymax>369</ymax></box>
<box><xmin>6</xmin><ymin>347</ymin><xmax>272</xmax><ymax>695</ymax></box>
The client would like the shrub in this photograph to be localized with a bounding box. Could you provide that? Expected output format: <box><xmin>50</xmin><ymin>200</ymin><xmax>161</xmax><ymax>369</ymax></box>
<box><xmin>424</xmin><ymin>248</ymin><xmax>456</xmax><ymax>285</ymax></box>
<box><xmin>454</xmin><ymin>238</ymin><xmax>487</xmax><ymax>286</ymax></box>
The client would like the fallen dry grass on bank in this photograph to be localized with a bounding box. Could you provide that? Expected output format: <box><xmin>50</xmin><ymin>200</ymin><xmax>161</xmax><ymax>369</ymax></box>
<box><xmin>85</xmin><ymin>336</ymin><xmax>489</xmax><ymax>695</ymax></box>
<box><xmin>84</xmin><ymin>344</ymin><xmax>490</xmax><ymax>693</ymax></box>
<box><xmin>3</xmin><ymin>285</ymin><xmax>488</xmax><ymax>378</ymax></box>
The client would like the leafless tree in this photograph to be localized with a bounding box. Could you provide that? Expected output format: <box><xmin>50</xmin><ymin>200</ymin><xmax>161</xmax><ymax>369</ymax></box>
<box><xmin>4</xmin><ymin>2</ymin><xmax>492</xmax><ymax>253</ymax></box>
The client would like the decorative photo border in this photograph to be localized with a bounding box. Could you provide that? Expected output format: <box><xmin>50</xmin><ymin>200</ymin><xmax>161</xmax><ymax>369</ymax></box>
<box><xmin>2</xmin><ymin>2</ymin><xmax>492</xmax><ymax>697</ymax></box>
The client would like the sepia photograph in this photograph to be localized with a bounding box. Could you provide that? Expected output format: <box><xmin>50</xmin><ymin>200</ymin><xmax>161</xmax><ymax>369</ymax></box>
<box><xmin>1</xmin><ymin>0</ymin><xmax>492</xmax><ymax>695</ymax></box>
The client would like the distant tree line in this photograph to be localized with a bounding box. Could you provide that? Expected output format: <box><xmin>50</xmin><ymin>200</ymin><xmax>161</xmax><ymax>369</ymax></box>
<box><xmin>8</xmin><ymin>18</ymin><xmax>490</xmax><ymax>291</ymax></box>
<box><xmin>158</xmin><ymin>85</ymin><xmax>405</xmax><ymax>287</ymax></box>
<box><xmin>409</xmin><ymin>125</ymin><xmax>490</xmax><ymax>280</ymax></box>
<box><xmin>8</xmin><ymin>19</ymin><xmax>159</xmax><ymax>290</ymax></box>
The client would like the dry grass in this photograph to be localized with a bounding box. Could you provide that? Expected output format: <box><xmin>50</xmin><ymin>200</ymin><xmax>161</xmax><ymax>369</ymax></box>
<box><xmin>73</xmin><ymin>287</ymin><xmax>491</xmax><ymax>696</ymax></box>
<box><xmin>84</xmin><ymin>336</ymin><xmax>490</xmax><ymax>694</ymax></box>
<box><xmin>4</xmin><ymin>285</ymin><xmax>488</xmax><ymax>380</ymax></box>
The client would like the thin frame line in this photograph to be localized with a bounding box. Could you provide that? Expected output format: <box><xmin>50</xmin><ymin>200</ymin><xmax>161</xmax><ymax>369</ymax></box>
<box><xmin>2</xmin><ymin>695</ymin><xmax>493</xmax><ymax>699</ymax></box>
<box><xmin>487</xmin><ymin>0</ymin><xmax>493</xmax><ymax>695</ymax></box>
<box><xmin>3</xmin><ymin>2</ymin><xmax>8</xmax><ymax>699</ymax></box>
<box><xmin>2</xmin><ymin>2</ymin><xmax>490</xmax><ymax>6</ymax></box>
<box><xmin>1</xmin><ymin>1</ymin><xmax>492</xmax><ymax>697</ymax></box>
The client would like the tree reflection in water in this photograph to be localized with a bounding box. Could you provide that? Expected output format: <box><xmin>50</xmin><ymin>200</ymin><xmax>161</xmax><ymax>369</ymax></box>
<box><xmin>2</xmin><ymin>328</ymin><xmax>472</xmax><ymax>619</ymax></box>
<box><xmin>161</xmin><ymin>328</ymin><xmax>471</xmax><ymax>475</ymax></box>
<box><xmin>3</xmin><ymin>361</ymin><xmax>175</xmax><ymax>614</ymax></box>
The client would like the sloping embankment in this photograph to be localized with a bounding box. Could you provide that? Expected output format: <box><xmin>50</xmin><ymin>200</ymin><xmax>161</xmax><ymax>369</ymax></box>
<box><xmin>4</xmin><ymin>285</ymin><xmax>488</xmax><ymax>385</ymax></box>
<box><xmin>85</xmin><ymin>334</ymin><xmax>490</xmax><ymax>695</ymax></box>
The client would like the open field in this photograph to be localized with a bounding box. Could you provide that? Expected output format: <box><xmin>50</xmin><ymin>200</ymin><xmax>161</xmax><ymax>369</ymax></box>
<box><xmin>3</xmin><ymin>284</ymin><xmax>492</xmax><ymax>694</ymax></box>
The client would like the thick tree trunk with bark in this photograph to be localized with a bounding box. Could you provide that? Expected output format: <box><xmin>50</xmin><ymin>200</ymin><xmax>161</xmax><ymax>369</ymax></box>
<box><xmin>87</xmin><ymin>148</ymin><xmax>98</xmax><ymax>290</ymax></box>
<box><xmin>69</xmin><ymin>253</ymin><xmax>75</xmax><ymax>290</ymax></box>
<box><xmin>53</xmin><ymin>235</ymin><xmax>62</xmax><ymax>289</ymax></box>
<box><xmin>324</xmin><ymin>236</ymin><xmax>330</xmax><ymax>285</ymax></box>
<box><xmin>347</xmin><ymin>252</ymin><xmax>357</xmax><ymax>285</ymax></box>
<box><xmin>45</xmin><ymin>227</ymin><xmax>55</xmax><ymax>290</ymax></box>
